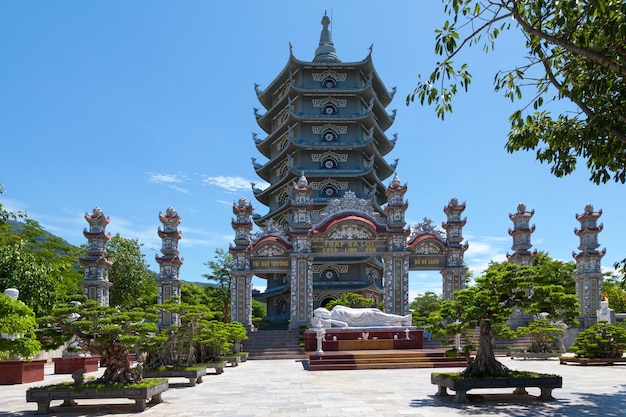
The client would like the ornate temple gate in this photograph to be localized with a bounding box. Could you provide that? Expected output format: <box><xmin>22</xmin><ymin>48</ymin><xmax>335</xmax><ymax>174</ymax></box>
<box><xmin>230</xmin><ymin>177</ymin><xmax>468</xmax><ymax>330</ymax></box>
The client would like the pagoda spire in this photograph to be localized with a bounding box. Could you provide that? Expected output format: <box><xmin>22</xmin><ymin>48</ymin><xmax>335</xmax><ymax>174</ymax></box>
<box><xmin>155</xmin><ymin>206</ymin><xmax>184</xmax><ymax>328</ymax></box>
<box><xmin>79</xmin><ymin>207</ymin><xmax>113</xmax><ymax>306</ymax></box>
<box><xmin>313</xmin><ymin>12</ymin><xmax>339</xmax><ymax>63</ymax></box>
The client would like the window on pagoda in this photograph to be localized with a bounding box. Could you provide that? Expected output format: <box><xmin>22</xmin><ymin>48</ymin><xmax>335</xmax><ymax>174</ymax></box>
<box><xmin>321</xmin><ymin>158</ymin><xmax>337</xmax><ymax>169</ymax></box>
<box><xmin>322</xmin><ymin>104</ymin><xmax>337</xmax><ymax>115</ymax></box>
<box><xmin>321</xmin><ymin>130</ymin><xmax>337</xmax><ymax>142</ymax></box>
<box><xmin>321</xmin><ymin>185</ymin><xmax>338</xmax><ymax>197</ymax></box>
<box><xmin>321</xmin><ymin>269</ymin><xmax>338</xmax><ymax>280</ymax></box>
<box><xmin>322</xmin><ymin>78</ymin><xmax>336</xmax><ymax>89</ymax></box>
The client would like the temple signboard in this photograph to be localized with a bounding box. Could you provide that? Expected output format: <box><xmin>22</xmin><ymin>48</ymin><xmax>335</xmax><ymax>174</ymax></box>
<box><xmin>250</xmin><ymin>257</ymin><xmax>290</xmax><ymax>271</ymax></box>
<box><xmin>409</xmin><ymin>255</ymin><xmax>447</xmax><ymax>270</ymax></box>
<box><xmin>311</xmin><ymin>240</ymin><xmax>387</xmax><ymax>254</ymax></box>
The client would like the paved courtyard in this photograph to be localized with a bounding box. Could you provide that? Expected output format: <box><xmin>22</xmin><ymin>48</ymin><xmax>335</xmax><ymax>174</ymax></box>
<box><xmin>1</xmin><ymin>358</ymin><xmax>625</xmax><ymax>417</ymax></box>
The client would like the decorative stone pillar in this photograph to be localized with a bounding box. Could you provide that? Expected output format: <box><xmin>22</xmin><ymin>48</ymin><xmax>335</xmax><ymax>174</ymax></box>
<box><xmin>440</xmin><ymin>198</ymin><xmax>468</xmax><ymax>300</ymax></box>
<box><xmin>79</xmin><ymin>207</ymin><xmax>112</xmax><ymax>306</ymax></box>
<box><xmin>289</xmin><ymin>255</ymin><xmax>313</xmax><ymax>330</ymax></box>
<box><xmin>230</xmin><ymin>272</ymin><xmax>253</xmax><ymax>329</ymax></box>
<box><xmin>383</xmin><ymin>175</ymin><xmax>410</xmax><ymax>315</ymax></box>
<box><xmin>573</xmin><ymin>204</ymin><xmax>606</xmax><ymax>327</ymax></box>
<box><xmin>383</xmin><ymin>254</ymin><xmax>410</xmax><ymax>316</ymax></box>
<box><xmin>155</xmin><ymin>207</ymin><xmax>183</xmax><ymax>328</ymax></box>
<box><xmin>230</xmin><ymin>198</ymin><xmax>254</xmax><ymax>328</ymax></box>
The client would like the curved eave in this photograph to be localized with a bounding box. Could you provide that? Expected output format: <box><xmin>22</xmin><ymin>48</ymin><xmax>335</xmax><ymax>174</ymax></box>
<box><xmin>407</xmin><ymin>233</ymin><xmax>446</xmax><ymax>249</ymax></box>
<box><xmin>158</xmin><ymin>230</ymin><xmax>182</xmax><ymax>239</ymax></box>
<box><xmin>255</xmin><ymin>90</ymin><xmax>293</xmax><ymax>133</ymax></box>
<box><xmin>158</xmin><ymin>214</ymin><xmax>181</xmax><ymax>224</ymax></box>
<box><xmin>256</xmin><ymin>52</ymin><xmax>393</xmax><ymax>109</ymax></box>
<box><xmin>82</xmin><ymin>230</ymin><xmax>112</xmax><ymax>240</ymax></box>
<box><xmin>84</xmin><ymin>214</ymin><xmax>110</xmax><ymax>225</ymax></box>
<box><xmin>252</xmin><ymin>173</ymin><xmax>294</xmax><ymax>205</ymax></box>
<box><xmin>509</xmin><ymin>210</ymin><xmax>535</xmax><ymax>220</ymax></box>
<box><xmin>250</xmin><ymin>235</ymin><xmax>292</xmax><ymax>252</ymax></box>
<box><xmin>507</xmin><ymin>225</ymin><xmax>536</xmax><ymax>236</ymax></box>
<box><xmin>444</xmin><ymin>202</ymin><xmax>467</xmax><ymax>214</ymax></box>
<box><xmin>253</xmin><ymin>284</ymin><xmax>289</xmax><ymax>300</ymax></box>
<box><xmin>295</xmin><ymin>53</ymin><xmax>393</xmax><ymax>106</ymax></box>
<box><xmin>442</xmin><ymin>218</ymin><xmax>468</xmax><ymax>228</ymax></box>
<box><xmin>506</xmin><ymin>250</ymin><xmax>538</xmax><ymax>260</ymax></box>
<box><xmin>575</xmin><ymin>210</ymin><xmax>603</xmax><ymax>221</ymax></box>
<box><xmin>572</xmin><ymin>248</ymin><xmax>607</xmax><ymax>259</ymax></box>
<box><xmin>314</xmin><ymin>213</ymin><xmax>387</xmax><ymax>235</ymax></box>
<box><xmin>155</xmin><ymin>257</ymin><xmax>184</xmax><ymax>267</ymax></box>
<box><xmin>573</xmin><ymin>225</ymin><xmax>604</xmax><ymax>235</ymax></box>
<box><xmin>78</xmin><ymin>257</ymin><xmax>113</xmax><ymax>266</ymax></box>
<box><xmin>253</xmin><ymin>203</ymin><xmax>291</xmax><ymax>226</ymax></box>
<box><xmin>314</xmin><ymin>280</ymin><xmax>383</xmax><ymax>293</ymax></box>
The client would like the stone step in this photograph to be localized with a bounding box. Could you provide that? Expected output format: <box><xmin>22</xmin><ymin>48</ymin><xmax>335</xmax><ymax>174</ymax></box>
<box><xmin>307</xmin><ymin>349</ymin><xmax>467</xmax><ymax>371</ymax></box>
<box><xmin>244</xmin><ymin>330</ymin><xmax>304</xmax><ymax>360</ymax></box>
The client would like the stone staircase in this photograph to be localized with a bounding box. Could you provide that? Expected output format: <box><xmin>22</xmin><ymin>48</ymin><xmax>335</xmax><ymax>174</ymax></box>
<box><xmin>307</xmin><ymin>349</ymin><xmax>467</xmax><ymax>371</ymax></box>
<box><xmin>243</xmin><ymin>330</ymin><xmax>308</xmax><ymax>360</ymax></box>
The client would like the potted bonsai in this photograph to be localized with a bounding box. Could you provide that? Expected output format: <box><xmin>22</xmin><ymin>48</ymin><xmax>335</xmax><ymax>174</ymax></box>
<box><xmin>0</xmin><ymin>289</ymin><xmax>45</xmax><ymax>384</ymax></box>
<box><xmin>513</xmin><ymin>313</ymin><xmax>566</xmax><ymax>360</ymax></box>
<box><xmin>560</xmin><ymin>321</ymin><xmax>626</xmax><ymax>365</ymax></box>
<box><xmin>29</xmin><ymin>300</ymin><xmax>168</xmax><ymax>411</ymax></box>
<box><xmin>141</xmin><ymin>302</ymin><xmax>215</xmax><ymax>386</ymax></box>
<box><xmin>428</xmin><ymin>256</ymin><xmax>579</xmax><ymax>402</ymax></box>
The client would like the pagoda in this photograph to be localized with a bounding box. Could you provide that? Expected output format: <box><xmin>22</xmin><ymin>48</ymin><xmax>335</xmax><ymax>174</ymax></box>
<box><xmin>79</xmin><ymin>207</ymin><xmax>113</xmax><ymax>306</ymax></box>
<box><xmin>572</xmin><ymin>204</ymin><xmax>606</xmax><ymax>327</ymax></box>
<box><xmin>506</xmin><ymin>203</ymin><xmax>538</xmax><ymax>327</ymax></box>
<box><xmin>507</xmin><ymin>203</ymin><xmax>537</xmax><ymax>266</ymax></box>
<box><xmin>230</xmin><ymin>13</ymin><xmax>467</xmax><ymax>330</ymax></box>
<box><xmin>155</xmin><ymin>206</ymin><xmax>184</xmax><ymax>327</ymax></box>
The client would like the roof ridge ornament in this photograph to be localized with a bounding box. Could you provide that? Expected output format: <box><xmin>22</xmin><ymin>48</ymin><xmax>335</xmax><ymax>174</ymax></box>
<box><xmin>313</xmin><ymin>12</ymin><xmax>340</xmax><ymax>63</ymax></box>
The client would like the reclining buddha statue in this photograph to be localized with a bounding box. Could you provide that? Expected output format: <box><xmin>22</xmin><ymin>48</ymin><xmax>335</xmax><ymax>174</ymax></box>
<box><xmin>313</xmin><ymin>305</ymin><xmax>412</xmax><ymax>328</ymax></box>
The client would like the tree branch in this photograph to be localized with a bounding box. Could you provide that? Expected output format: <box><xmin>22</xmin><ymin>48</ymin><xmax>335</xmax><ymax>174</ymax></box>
<box><xmin>510</xmin><ymin>2</ymin><xmax>626</xmax><ymax>77</ymax></box>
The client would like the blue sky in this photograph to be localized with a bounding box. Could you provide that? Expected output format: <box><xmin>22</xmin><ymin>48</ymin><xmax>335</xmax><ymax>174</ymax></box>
<box><xmin>1</xmin><ymin>1</ymin><xmax>624</xmax><ymax>301</ymax></box>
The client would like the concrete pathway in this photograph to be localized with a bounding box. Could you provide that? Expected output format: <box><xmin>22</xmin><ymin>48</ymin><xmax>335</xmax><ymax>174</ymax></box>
<box><xmin>1</xmin><ymin>358</ymin><xmax>625</xmax><ymax>416</ymax></box>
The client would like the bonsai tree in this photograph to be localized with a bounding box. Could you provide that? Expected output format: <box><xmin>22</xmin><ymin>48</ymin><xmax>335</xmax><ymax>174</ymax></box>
<box><xmin>225</xmin><ymin>322</ymin><xmax>248</xmax><ymax>354</ymax></box>
<box><xmin>38</xmin><ymin>300</ymin><xmax>158</xmax><ymax>384</ymax></box>
<box><xmin>570</xmin><ymin>321</ymin><xmax>626</xmax><ymax>359</ymax></box>
<box><xmin>516</xmin><ymin>313</ymin><xmax>567</xmax><ymax>353</ymax></box>
<box><xmin>195</xmin><ymin>320</ymin><xmax>231</xmax><ymax>363</ymax></box>
<box><xmin>428</xmin><ymin>254</ymin><xmax>579</xmax><ymax>377</ymax></box>
<box><xmin>0</xmin><ymin>291</ymin><xmax>41</xmax><ymax>360</ymax></box>
<box><xmin>143</xmin><ymin>301</ymin><xmax>217</xmax><ymax>369</ymax></box>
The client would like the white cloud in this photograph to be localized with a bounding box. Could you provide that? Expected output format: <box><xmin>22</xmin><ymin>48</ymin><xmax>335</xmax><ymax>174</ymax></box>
<box><xmin>202</xmin><ymin>175</ymin><xmax>262</xmax><ymax>192</ymax></box>
<box><xmin>168</xmin><ymin>185</ymin><xmax>190</xmax><ymax>194</ymax></box>
<box><xmin>149</xmin><ymin>173</ymin><xmax>184</xmax><ymax>184</ymax></box>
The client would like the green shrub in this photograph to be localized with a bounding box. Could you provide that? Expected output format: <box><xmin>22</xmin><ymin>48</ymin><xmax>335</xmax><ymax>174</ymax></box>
<box><xmin>570</xmin><ymin>322</ymin><xmax>626</xmax><ymax>359</ymax></box>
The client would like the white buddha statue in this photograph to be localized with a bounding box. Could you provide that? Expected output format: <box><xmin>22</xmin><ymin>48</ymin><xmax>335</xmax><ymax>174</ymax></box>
<box><xmin>313</xmin><ymin>305</ymin><xmax>412</xmax><ymax>328</ymax></box>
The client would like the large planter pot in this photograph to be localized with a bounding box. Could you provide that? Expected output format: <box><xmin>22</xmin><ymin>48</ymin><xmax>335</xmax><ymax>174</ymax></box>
<box><xmin>0</xmin><ymin>359</ymin><xmax>46</xmax><ymax>385</ymax></box>
<box><xmin>432</xmin><ymin>372</ymin><xmax>562</xmax><ymax>403</ymax></box>
<box><xmin>52</xmin><ymin>356</ymin><xmax>100</xmax><ymax>374</ymax></box>
<box><xmin>26</xmin><ymin>379</ymin><xmax>168</xmax><ymax>413</ymax></box>
<box><xmin>204</xmin><ymin>361</ymin><xmax>226</xmax><ymax>375</ymax></box>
